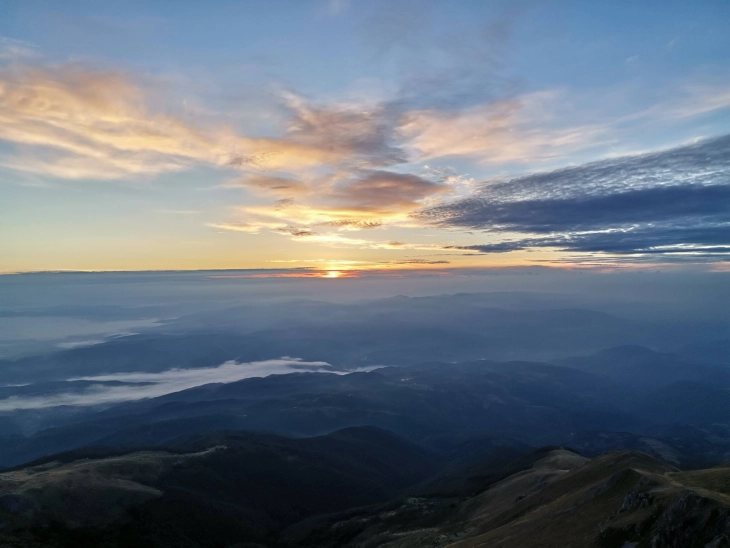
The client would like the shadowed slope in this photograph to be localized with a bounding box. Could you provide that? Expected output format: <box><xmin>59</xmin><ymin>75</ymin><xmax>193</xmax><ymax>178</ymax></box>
<box><xmin>292</xmin><ymin>449</ymin><xmax>730</xmax><ymax>548</ymax></box>
<box><xmin>0</xmin><ymin>427</ymin><xmax>441</xmax><ymax>547</ymax></box>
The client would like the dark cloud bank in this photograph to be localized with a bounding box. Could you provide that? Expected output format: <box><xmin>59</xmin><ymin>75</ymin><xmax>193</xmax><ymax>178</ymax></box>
<box><xmin>419</xmin><ymin>135</ymin><xmax>730</xmax><ymax>259</ymax></box>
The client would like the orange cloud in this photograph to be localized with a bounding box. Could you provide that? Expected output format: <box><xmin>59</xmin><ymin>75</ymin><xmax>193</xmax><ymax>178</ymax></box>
<box><xmin>214</xmin><ymin>168</ymin><xmax>453</xmax><ymax>244</ymax></box>
<box><xmin>0</xmin><ymin>64</ymin><xmax>226</xmax><ymax>178</ymax></box>
<box><xmin>328</xmin><ymin>170</ymin><xmax>450</xmax><ymax>212</ymax></box>
<box><xmin>0</xmin><ymin>64</ymin><xmax>401</xmax><ymax>180</ymax></box>
<box><xmin>224</xmin><ymin>174</ymin><xmax>311</xmax><ymax>196</ymax></box>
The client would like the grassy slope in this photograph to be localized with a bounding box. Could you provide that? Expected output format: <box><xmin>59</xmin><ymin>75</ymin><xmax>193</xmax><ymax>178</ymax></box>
<box><xmin>0</xmin><ymin>427</ymin><xmax>442</xmax><ymax>547</ymax></box>
<box><xmin>292</xmin><ymin>449</ymin><xmax>730</xmax><ymax>548</ymax></box>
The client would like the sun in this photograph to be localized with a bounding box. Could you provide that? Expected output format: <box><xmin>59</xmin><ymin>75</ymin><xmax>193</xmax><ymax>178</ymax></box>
<box><xmin>324</xmin><ymin>270</ymin><xmax>342</xmax><ymax>278</ymax></box>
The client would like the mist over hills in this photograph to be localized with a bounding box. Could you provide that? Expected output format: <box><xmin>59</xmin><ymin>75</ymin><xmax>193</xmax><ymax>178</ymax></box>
<box><xmin>1</xmin><ymin>344</ymin><xmax>728</xmax><ymax>471</ymax></box>
<box><xmin>0</xmin><ymin>276</ymin><xmax>728</xmax><ymax>546</ymax></box>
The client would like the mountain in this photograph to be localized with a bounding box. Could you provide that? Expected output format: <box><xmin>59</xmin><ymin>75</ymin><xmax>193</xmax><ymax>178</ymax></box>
<box><xmin>1</xmin><ymin>295</ymin><xmax>712</xmax><ymax>387</ymax></box>
<box><xmin>558</xmin><ymin>345</ymin><xmax>730</xmax><ymax>390</ymax></box>
<box><xmin>292</xmin><ymin>448</ymin><xmax>730</xmax><ymax>548</ymax></box>
<box><xmin>3</xmin><ymin>427</ymin><xmax>729</xmax><ymax>548</ymax></box>
<box><xmin>639</xmin><ymin>381</ymin><xmax>730</xmax><ymax>424</ymax></box>
<box><xmin>676</xmin><ymin>338</ymin><xmax>730</xmax><ymax>365</ymax></box>
<box><xmin>3</xmin><ymin>354</ymin><xmax>729</xmax><ymax>470</ymax></box>
<box><xmin>0</xmin><ymin>360</ymin><xmax>634</xmax><ymax>468</ymax></box>
<box><xmin>0</xmin><ymin>427</ymin><xmax>441</xmax><ymax>547</ymax></box>
<box><xmin>2</xmin><ymin>285</ymin><xmax>728</xmax><ymax>546</ymax></box>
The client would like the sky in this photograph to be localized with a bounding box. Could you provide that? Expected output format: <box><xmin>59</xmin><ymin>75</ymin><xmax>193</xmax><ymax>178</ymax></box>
<box><xmin>1</xmin><ymin>0</ymin><xmax>729</xmax><ymax>274</ymax></box>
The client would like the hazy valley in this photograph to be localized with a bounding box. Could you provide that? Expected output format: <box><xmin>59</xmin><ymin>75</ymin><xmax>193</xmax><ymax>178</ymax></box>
<box><xmin>0</xmin><ymin>274</ymin><xmax>728</xmax><ymax>546</ymax></box>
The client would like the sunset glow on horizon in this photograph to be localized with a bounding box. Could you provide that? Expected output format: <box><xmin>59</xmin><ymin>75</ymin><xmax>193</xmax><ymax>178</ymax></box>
<box><xmin>1</xmin><ymin>1</ymin><xmax>729</xmax><ymax>274</ymax></box>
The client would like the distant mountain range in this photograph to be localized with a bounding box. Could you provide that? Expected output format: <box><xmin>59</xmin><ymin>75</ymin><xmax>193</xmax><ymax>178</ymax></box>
<box><xmin>1</xmin><ymin>344</ymin><xmax>728</xmax><ymax>470</ymax></box>
<box><xmin>0</xmin><ymin>293</ymin><xmax>728</xmax><ymax>546</ymax></box>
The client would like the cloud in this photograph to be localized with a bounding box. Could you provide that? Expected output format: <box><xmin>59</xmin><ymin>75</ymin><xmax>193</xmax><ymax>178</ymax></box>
<box><xmin>0</xmin><ymin>37</ymin><xmax>37</xmax><ymax>61</ymax></box>
<box><xmin>56</xmin><ymin>339</ymin><xmax>107</xmax><ymax>349</ymax></box>
<box><xmin>391</xmin><ymin>259</ymin><xmax>449</xmax><ymax>265</ymax></box>
<box><xmin>208</xmin><ymin>219</ymin><xmax>281</xmax><ymax>234</ymax></box>
<box><xmin>0</xmin><ymin>61</ymin><xmax>445</xmax><ymax>248</ymax></box>
<box><xmin>277</xmin><ymin>225</ymin><xmax>319</xmax><ymax>237</ymax></box>
<box><xmin>669</xmin><ymin>84</ymin><xmax>730</xmax><ymax>119</ymax></box>
<box><xmin>429</xmin><ymin>135</ymin><xmax>730</xmax><ymax>260</ymax></box>
<box><xmin>215</xmin><ymin>168</ymin><xmax>452</xmax><ymax>243</ymax></box>
<box><xmin>225</xmin><ymin>174</ymin><xmax>311</xmax><ymax>196</ymax></box>
<box><xmin>225</xmin><ymin>92</ymin><xmax>406</xmax><ymax>174</ymax></box>
<box><xmin>0</xmin><ymin>64</ymin><xmax>401</xmax><ymax>180</ymax></box>
<box><xmin>223</xmin><ymin>169</ymin><xmax>447</xmax><ymax>216</ymax></box>
<box><xmin>399</xmin><ymin>81</ymin><xmax>730</xmax><ymax>166</ymax></box>
<box><xmin>211</xmin><ymin>9</ymin><xmax>598</xmax><ymax>245</ymax></box>
<box><xmin>0</xmin><ymin>64</ymin><xmax>226</xmax><ymax>178</ymax></box>
<box><xmin>0</xmin><ymin>357</ymin><xmax>343</xmax><ymax>410</ymax></box>
<box><xmin>319</xmin><ymin>220</ymin><xmax>383</xmax><ymax>230</ymax></box>
<box><xmin>550</xmin><ymin>225</ymin><xmax>730</xmax><ymax>254</ymax></box>
<box><xmin>267</xmin><ymin>232</ymin><xmax>437</xmax><ymax>250</ymax></box>
<box><xmin>218</xmin><ymin>81</ymin><xmax>730</xmax><ymax>247</ymax></box>
<box><xmin>453</xmin><ymin>225</ymin><xmax>730</xmax><ymax>256</ymax></box>
<box><xmin>429</xmin><ymin>183</ymin><xmax>730</xmax><ymax>234</ymax></box>
<box><xmin>451</xmin><ymin>242</ymin><xmax>527</xmax><ymax>254</ymax></box>
<box><xmin>328</xmin><ymin>170</ymin><xmax>449</xmax><ymax>212</ymax></box>
<box><xmin>0</xmin><ymin>62</ymin><xmax>454</xmax><ymax>268</ymax></box>
<box><xmin>265</xmin><ymin>257</ymin><xmax>450</xmax><ymax>268</ymax></box>
<box><xmin>421</xmin><ymin>135</ymin><xmax>730</xmax><ymax>229</ymax></box>
<box><xmin>4</xmin><ymin>55</ymin><xmax>730</xmax><ymax>263</ymax></box>
<box><xmin>281</xmin><ymin>92</ymin><xmax>405</xmax><ymax>167</ymax></box>
<box><xmin>401</xmin><ymin>91</ymin><xmax>606</xmax><ymax>163</ymax></box>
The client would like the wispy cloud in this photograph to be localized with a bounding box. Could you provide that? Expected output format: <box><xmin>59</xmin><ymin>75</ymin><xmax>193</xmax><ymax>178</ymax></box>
<box><xmin>213</xmin><ymin>168</ymin><xmax>453</xmax><ymax>241</ymax></box>
<box><xmin>0</xmin><ymin>64</ymin><xmax>401</xmax><ymax>180</ymax></box>
<box><xmin>0</xmin><ymin>37</ymin><xmax>38</xmax><ymax>61</ymax></box>
<box><xmin>262</xmin><ymin>231</ymin><xmax>441</xmax><ymax>251</ymax></box>
<box><xmin>224</xmin><ymin>174</ymin><xmax>311</xmax><ymax>197</ymax></box>
<box><xmin>668</xmin><ymin>84</ymin><xmax>730</xmax><ymax>119</ymax></box>
<box><xmin>401</xmin><ymin>91</ymin><xmax>606</xmax><ymax>163</ymax></box>
<box><xmin>0</xmin><ymin>63</ymin><xmax>226</xmax><ymax>178</ymax></box>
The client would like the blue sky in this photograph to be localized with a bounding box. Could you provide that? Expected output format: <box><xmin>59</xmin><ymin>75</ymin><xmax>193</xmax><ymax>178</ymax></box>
<box><xmin>1</xmin><ymin>0</ymin><xmax>729</xmax><ymax>273</ymax></box>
